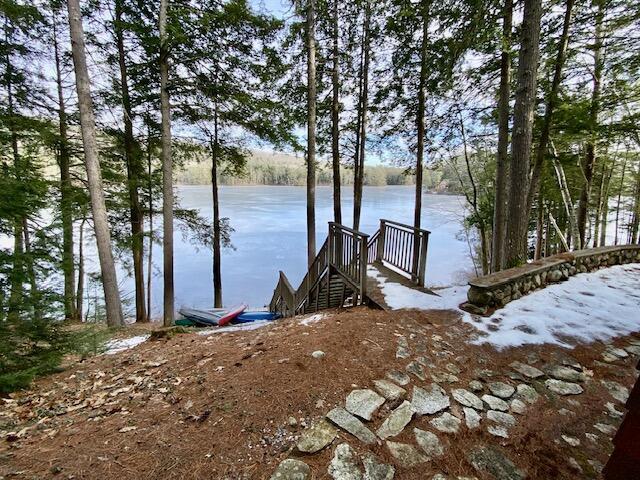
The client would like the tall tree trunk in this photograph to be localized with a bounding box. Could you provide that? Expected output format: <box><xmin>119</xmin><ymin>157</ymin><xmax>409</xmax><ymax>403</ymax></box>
<box><xmin>535</xmin><ymin>197</ymin><xmax>544</xmax><ymax>259</ymax></box>
<box><xmin>593</xmin><ymin>162</ymin><xmax>605</xmax><ymax>246</ymax></box>
<box><xmin>22</xmin><ymin>219</ymin><xmax>41</xmax><ymax>320</ymax></box>
<box><xmin>415</xmin><ymin>0</ymin><xmax>429</xmax><ymax>232</ymax></box>
<box><xmin>330</xmin><ymin>0</ymin><xmax>341</xmax><ymax>225</ymax></box>
<box><xmin>599</xmin><ymin>161</ymin><xmax>613</xmax><ymax>246</ymax></box>
<box><xmin>504</xmin><ymin>0</ymin><xmax>543</xmax><ymax>267</ymax></box>
<box><xmin>159</xmin><ymin>0</ymin><xmax>174</xmax><ymax>325</ymax></box>
<box><xmin>52</xmin><ymin>12</ymin><xmax>77</xmax><ymax>321</ymax></box>
<box><xmin>146</xmin><ymin>128</ymin><xmax>153</xmax><ymax>321</ymax></box>
<box><xmin>306</xmin><ymin>0</ymin><xmax>317</xmax><ymax>266</ymax></box>
<box><xmin>614</xmin><ymin>159</ymin><xmax>627</xmax><ymax>245</ymax></box>
<box><xmin>490</xmin><ymin>0</ymin><xmax>512</xmax><ymax>273</ymax></box>
<box><xmin>631</xmin><ymin>166</ymin><xmax>640</xmax><ymax>243</ymax></box>
<box><xmin>76</xmin><ymin>219</ymin><xmax>86</xmax><ymax>321</ymax></box>
<box><xmin>353</xmin><ymin>0</ymin><xmax>370</xmax><ymax>232</ymax></box>
<box><xmin>67</xmin><ymin>0</ymin><xmax>123</xmax><ymax>327</ymax></box>
<box><xmin>526</xmin><ymin>0</ymin><xmax>575</xmax><ymax>216</ymax></box>
<box><xmin>577</xmin><ymin>1</ymin><xmax>604</xmax><ymax>248</ymax></box>
<box><xmin>211</xmin><ymin>108</ymin><xmax>222</xmax><ymax>308</ymax></box>
<box><xmin>115</xmin><ymin>0</ymin><xmax>146</xmax><ymax>322</ymax></box>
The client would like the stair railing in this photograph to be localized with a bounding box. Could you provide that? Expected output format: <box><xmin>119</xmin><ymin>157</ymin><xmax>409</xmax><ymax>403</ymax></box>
<box><xmin>328</xmin><ymin>223</ymin><xmax>369</xmax><ymax>305</ymax></box>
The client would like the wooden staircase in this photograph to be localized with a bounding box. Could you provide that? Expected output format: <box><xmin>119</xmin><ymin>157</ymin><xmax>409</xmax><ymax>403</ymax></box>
<box><xmin>269</xmin><ymin>220</ymin><xmax>430</xmax><ymax>318</ymax></box>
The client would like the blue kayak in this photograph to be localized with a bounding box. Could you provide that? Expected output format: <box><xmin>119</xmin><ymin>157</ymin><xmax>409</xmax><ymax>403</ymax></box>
<box><xmin>233</xmin><ymin>311</ymin><xmax>281</xmax><ymax>324</ymax></box>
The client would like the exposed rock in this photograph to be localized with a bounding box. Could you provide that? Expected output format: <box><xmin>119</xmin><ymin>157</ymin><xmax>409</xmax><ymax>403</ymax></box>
<box><xmin>376</xmin><ymin>401</ymin><xmax>415</xmax><ymax>439</ymax></box>
<box><xmin>482</xmin><ymin>394</ymin><xmax>509</xmax><ymax>412</ymax></box>
<box><xmin>271</xmin><ymin>459</ymin><xmax>311</xmax><ymax>480</ymax></box>
<box><xmin>509</xmin><ymin>361</ymin><xmax>544</xmax><ymax>379</ymax></box>
<box><xmin>625</xmin><ymin>344</ymin><xmax>640</xmax><ymax>356</ymax></box>
<box><xmin>605</xmin><ymin>346</ymin><xmax>629</xmax><ymax>359</ymax></box>
<box><xmin>406</xmin><ymin>361</ymin><xmax>426</xmax><ymax>381</ymax></box>
<box><xmin>429</xmin><ymin>412</ymin><xmax>461</xmax><ymax>434</ymax></box>
<box><xmin>594</xmin><ymin>423</ymin><xmax>616</xmax><ymax>436</ymax></box>
<box><xmin>326</xmin><ymin>407</ymin><xmax>377</xmax><ymax>444</ymax></box>
<box><xmin>605</xmin><ymin>402</ymin><xmax>624</xmax><ymax>418</ymax></box>
<box><xmin>509</xmin><ymin>399</ymin><xmax>526</xmax><ymax>415</ymax></box>
<box><xmin>396</xmin><ymin>337</ymin><xmax>410</xmax><ymax>359</ymax></box>
<box><xmin>545</xmin><ymin>379</ymin><xmax>583</xmax><ymax>395</ymax></box>
<box><xmin>446</xmin><ymin>363</ymin><xmax>461</xmax><ymax>374</ymax></box>
<box><xmin>328</xmin><ymin>443</ymin><xmax>363</xmax><ymax>480</ymax></box>
<box><xmin>468</xmin><ymin>445</ymin><xmax>525</xmax><ymax>480</ymax></box>
<box><xmin>488</xmin><ymin>382</ymin><xmax>515</xmax><ymax>399</ymax></box>
<box><xmin>414</xmin><ymin>428</ymin><xmax>444</xmax><ymax>457</ymax></box>
<box><xmin>412</xmin><ymin>384</ymin><xmax>450</xmax><ymax>415</ymax></box>
<box><xmin>297</xmin><ymin>420</ymin><xmax>338</xmax><ymax>453</ymax></box>
<box><xmin>568</xmin><ymin>457</ymin><xmax>583</xmax><ymax>473</ymax></box>
<box><xmin>452</xmin><ymin>389</ymin><xmax>483</xmax><ymax>410</ymax></box>
<box><xmin>561</xmin><ymin>435</ymin><xmax>580</xmax><ymax>447</ymax></box>
<box><xmin>386</xmin><ymin>441</ymin><xmax>428</xmax><ymax>468</ymax></box>
<box><xmin>488</xmin><ymin>425</ymin><xmax>508</xmax><ymax>438</ymax></box>
<box><xmin>469</xmin><ymin>380</ymin><xmax>484</xmax><ymax>392</ymax></box>
<box><xmin>346</xmin><ymin>389</ymin><xmax>386</xmax><ymax>421</ymax></box>
<box><xmin>463</xmin><ymin>407</ymin><xmax>481</xmax><ymax>429</ymax></box>
<box><xmin>487</xmin><ymin>410</ymin><xmax>516</xmax><ymax>427</ymax></box>
<box><xmin>545</xmin><ymin>365</ymin><xmax>586</xmax><ymax>383</ymax></box>
<box><xmin>363</xmin><ymin>454</ymin><xmax>395</xmax><ymax>480</ymax></box>
<box><xmin>416</xmin><ymin>356</ymin><xmax>435</xmax><ymax>368</ymax></box>
<box><xmin>386</xmin><ymin>371</ymin><xmax>410</xmax><ymax>386</ymax></box>
<box><xmin>585</xmin><ymin>432</ymin><xmax>599</xmax><ymax>443</ymax></box>
<box><xmin>515</xmin><ymin>384</ymin><xmax>539</xmax><ymax>404</ymax></box>
<box><xmin>373</xmin><ymin>380</ymin><xmax>406</xmax><ymax>402</ymax></box>
<box><xmin>600</xmin><ymin>380</ymin><xmax>629</xmax><ymax>403</ymax></box>
<box><xmin>431</xmin><ymin>372</ymin><xmax>459</xmax><ymax>384</ymax></box>
<box><xmin>312</xmin><ymin>351</ymin><xmax>326</xmax><ymax>359</ymax></box>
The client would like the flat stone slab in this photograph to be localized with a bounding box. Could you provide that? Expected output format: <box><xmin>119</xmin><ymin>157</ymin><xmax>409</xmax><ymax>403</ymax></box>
<box><xmin>469</xmin><ymin>380</ymin><xmax>484</xmax><ymax>392</ymax></box>
<box><xmin>545</xmin><ymin>365</ymin><xmax>586</xmax><ymax>383</ymax></box>
<box><xmin>271</xmin><ymin>459</ymin><xmax>311</xmax><ymax>480</ymax></box>
<box><xmin>346</xmin><ymin>389</ymin><xmax>386</xmax><ymax>421</ymax></box>
<box><xmin>594</xmin><ymin>423</ymin><xmax>616</xmax><ymax>435</ymax></box>
<box><xmin>510</xmin><ymin>399</ymin><xmax>526</xmax><ymax>414</ymax></box>
<box><xmin>488</xmin><ymin>425</ymin><xmax>509</xmax><ymax>438</ymax></box>
<box><xmin>406</xmin><ymin>361</ymin><xmax>426</xmax><ymax>381</ymax></box>
<box><xmin>452</xmin><ymin>389</ymin><xmax>483</xmax><ymax>410</ymax></box>
<box><xmin>488</xmin><ymin>382</ymin><xmax>515</xmax><ymax>399</ymax></box>
<box><xmin>429</xmin><ymin>412</ymin><xmax>461</xmax><ymax>434</ymax></box>
<box><xmin>326</xmin><ymin>407</ymin><xmax>377</xmax><ymax>444</ymax></box>
<box><xmin>386</xmin><ymin>441</ymin><xmax>428</xmax><ymax>468</ymax></box>
<box><xmin>545</xmin><ymin>379</ymin><xmax>583</xmax><ymax>395</ymax></box>
<box><xmin>516</xmin><ymin>384</ymin><xmax>539</xmax><ymax>404</ymax></box>
<box><xmin>412</xmin><ymin>384</ymin><xmax>450</xmax><ymax>415</ymax></box>
<box><xmin>625</xmin><ymin>344</ymin><xmax>640</xmax><ymax>356</ymax></box>
<box><xmin>386</xmin><ymin>370</ymin><xmax>410</xmax><ymax>386</ymax></box>
<box><xmin>297</xmin><ymin>420</ymin><xmax>338</xmax><ymax>453</ymax></box>
<box><xmin>468</xmin><ymin>445</ymin><xmax>525</xmax><ymax>480</ymax></box>
<box><xmin>600</xmin><ymin>380</ymin><xmax>629</xmax><ymax>403</ymax></box>
<box><xmin>510</xmin><ymin>361</ymin><xmax>544</xmax><ymax>379</ymax></box>
<box><xmin>363</xmin><ymin>454</ymin><xmax>395</xmax><ymax>480</ymax></box>
<box><xmin>328</xmin><ymin>443</ymin><xmax>363</xmax><ymax>480</ymax></box>
<box><xmin>487</xmin><ymin>410</ymin><xmax>516</xmax><ymax>427</ymax></box>
<box><xmin>605</xmin><ymin>346</ymin><xmax>629</xmax><ymax>359</ymax></box>
<box><xmin>373</xmin><ymin>379</ymin><xmax>406</xmax><ymax>401</ymax></box>
<box><xmin>464</xmin><ymin>407</ymin><xmax>481</xmax><ymax>429</ymax></box>
<box><xmin>377</xmin><ymin>401</ymin><xmax>415</xmax><ymax>439</ymax></box>
<box><xmin>414</xmin><ymin>428</ymin><xmax>444</xmax><ymax>457</ymax></box>
<box><xmin>562</xmin><ymin>435</ymin><xmax>580</xmax><ymax>447</ymax></box>
<box><xmin>482</xmin><ymin>394</ymin><xmax>509</xmax><ymax>411</ymax></box>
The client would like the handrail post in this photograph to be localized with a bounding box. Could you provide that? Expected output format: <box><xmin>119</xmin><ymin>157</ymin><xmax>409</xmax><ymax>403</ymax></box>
<box><xmin>376</xmin><ymin>219</ymin><xmax>385</xmax><ymax>263</ymax></box>
<box><xmin>359</xmin><ymin>234</ymin><xmax>368</xmax><ymax>302</ymax></box>
<box><xmin>418</xmin><ymin>231</ymin><xmax>429</xmax><ymax>286</ymax></box>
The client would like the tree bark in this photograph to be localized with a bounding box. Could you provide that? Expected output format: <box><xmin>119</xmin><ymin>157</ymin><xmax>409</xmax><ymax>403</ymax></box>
<box><xmin>76</xmin><ymin>219</ymin><xmax>86</xmax><ymax>321</ymax></box>
<box><xmin>614</xmin><ymin>159</ymin><xmax>627</xmax><ymax>245</ymax></box>
<box><xmin>306</xmin><ymin>0</ymin><xmax>317</xmax><ymax>267</ymax></box>
<box><xmin>631</xmin><ymin>166</ymin><xmax>640</xmax><ymax>243</ymax></box>
<box><xmin>330</xmin><ymin>0</ymin><xmax>341</xmax><ymax>225</ymax></box>
<box><xmin>577</xmin><ymin>0</ymin><xmax>604</xmax><ymax>248</ymax></box>
<box><xmin>159</xmin><ymin>0</ymin><xmax>174</xmax><ymax>325</ymax></box>
<box><xmin>353</xmin><ymin>0</ymin><xmax>370</xmax><ymax>232</ymax></box>
<box><xmin>146</xmin><ymin>128</ymin><xmax>153</xmax><ymax>321</ymax></box>
<box><xmin>52</xmin><ymin>11</ymin><xmax>77</xmax><ymax>321</ymax></box>
<box><xmin>67</xmin><ymin>0</ymin><xmax>124</xmax><ymax>326</ymax></box>
<box><xmin>599</xmin><ymin>161</ymin><xmax>613</xmax><ymax>246</ymax></box>
<box><xmin>526</xmin><ymin>0</ymin><xmax>575</xmax><ymax>217</ymax></box>
<box><xmin>490</xmin><ymin>0</ymin><xmax>512</xmax><ymax>273</ymax></box>
<box><xmin>211</xmin><ymin>109</ymin><xmax>222</xmax><ymax>308</ymax></box>
<box><xmin>115</xmin><ymin>0</ymin><xmax>146</xmax><ymax>322</ymax></box>
<box><xmin>415</xmin><ymin>0</ymin><xmax>429</xmax><ymax>232</ymax></box>
<box><xmin>504</xmin><ymin>0</ymin><xmax>542</xmax><ymax>267</ymax></box>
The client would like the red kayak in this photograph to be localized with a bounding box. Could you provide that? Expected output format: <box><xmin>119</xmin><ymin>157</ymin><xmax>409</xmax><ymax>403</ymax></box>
<box><xmin>217</xmin><ymin>305</ymin><xmax>247</xmax><ymax>326</ymax></box>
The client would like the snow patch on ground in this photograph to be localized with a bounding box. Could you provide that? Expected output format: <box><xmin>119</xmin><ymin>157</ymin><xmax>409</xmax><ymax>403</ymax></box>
<box><xmin>298</xmin><ymin>313</ymin><xmax>328</xmax><ymax>326</ymax></box>
<box><xmin>472</xmin><ymin>263</ymin><xmax>640</xmax><ymax>349</ymax></box>
<box><xmin>196</xmin><ymin>320</ymin><xmax>272</xmax><ymax>336</ymax></box>
<box><xmin>104</xmin><ymin>335</ymin><xmax>150</xmax><ymax>355</ymax></box>
<box><xmin>367</xmin><ymin>266</ymin><xmax>470</xmax><ymax>320</ymax></box>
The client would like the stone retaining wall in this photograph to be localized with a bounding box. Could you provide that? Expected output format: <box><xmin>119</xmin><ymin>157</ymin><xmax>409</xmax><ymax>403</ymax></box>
<box><xmin>463</xmin><ymin>245</ymin><xmax>640</xmax><ymax>315</ymax></box>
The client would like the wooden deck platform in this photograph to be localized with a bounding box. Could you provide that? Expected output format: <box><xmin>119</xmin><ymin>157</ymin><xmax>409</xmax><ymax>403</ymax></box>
<box><xmin>365</xmin><ymin>262</ymin><xmax>437</xmax><ymax>311</ymax></box>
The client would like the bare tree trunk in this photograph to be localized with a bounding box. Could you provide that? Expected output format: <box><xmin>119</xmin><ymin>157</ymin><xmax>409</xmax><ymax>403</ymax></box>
<box><xmin>491</xmin><ymin>0</ymin><xmax>512</xmax><ymax>273</ymax></box>
<box><xmin>631</xmin><ymin>166</ymin><xmax>640</xmax><ymax>243</ymax></box>
<box><xmin>504</xmin><ymin>0</ymin><xmax>542</xmax><ymax>267</ymax></box>
<box><xmin>353</xmin><ymin>0</ymin><xmax>370</xmax><ymax>232</ymax></box>
<box><xmin>552</xmin><ymin>155</ymin><xmax>580</xmax><ymax>248</ymax></box>
<box><xmin>577</xmin><ymin>1</ymin><xmax>604</xmax><ymax>248</ymax></box>
<box><xmin>52</xmin><ymin>11</ymin><xmax>77</xmax><ymax>321</ymax></box>
<box><xmin>599</xmin><ymin>161</ymin><xmax>613</xmax><ymax>246</ymax></box>
<box><xmin>211</xmin><ymin>108</ymin><xmax>222</xmax><ymax>308</ymax></box>
<box><xmin>76</xmin><ymin>219</ymin><xmax>86</xmax><ymax>321</ymax></box>
<box><xmin>535</xmin><ymin>197</ymin><xmax>544</xmax><ymax>259</ymax></box>
<box><xmin>330</xmin><ymin>0</ymin><xmax>341</xmax><ymax>225</ymax></box>
<box><xmin>614</xmin><ymin>159</ymin><xmax>627</xmax><ymax>245</ymax></box>
<box><xmin>306</xmin><ymin>0</ymin><xmax>317</xmax><ymax>266</ymax></box>
<box><xmin>115</xmin><ymin>0</ymin><xmax>146</xmax><ymax>322</ymax></box>
<box><xmin>22</xmin><ymin>219</ymin><xmax>41</xmax><ymax>320</ymax></box>
<box><xmin>526</xmin><ymin>0</ymin><xmax>575</xmax><ymax>216</ymax></box>
<box><xmin>593</xmin><ymin>162</ymin><xmax>605</xmax><ymax>247</ymax></box>
<box><xmin>67</xmin><ymin>0</ymin><xmax>123</xmax><ymax>326</ymax></box>
<box><xmin>159</xmin><ymin>0</ymin><xmax>174</xmax><ymax>325</ymax></box>
<box><xmin>146</xmin><ymin>128</ymin><xmax>153</xmax><ymax>321</ymax></box>
<box><xmin>415</xmin><ymin>0</ymin><xmax>429</xmax><ymax>232</ymax></box>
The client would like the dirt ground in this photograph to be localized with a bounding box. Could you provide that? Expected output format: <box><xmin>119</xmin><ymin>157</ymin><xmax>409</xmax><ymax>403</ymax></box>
<box><xmin>0</xmin><ymin>307</ymin><xmax>638</xmax><ymax>479</ymax></box>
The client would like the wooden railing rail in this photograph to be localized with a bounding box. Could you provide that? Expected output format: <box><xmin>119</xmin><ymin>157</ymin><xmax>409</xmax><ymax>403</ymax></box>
<box><xmin>328</xmin><ymin>222</ymin><xmax>369</xmax><ymax>304</ymax></box>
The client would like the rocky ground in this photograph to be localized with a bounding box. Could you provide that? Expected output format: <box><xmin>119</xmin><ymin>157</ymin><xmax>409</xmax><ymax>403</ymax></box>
<box><xmin>0</xmin><ymin>307</ymin><xmax>638</xmax><ymax>479</ymax></box>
